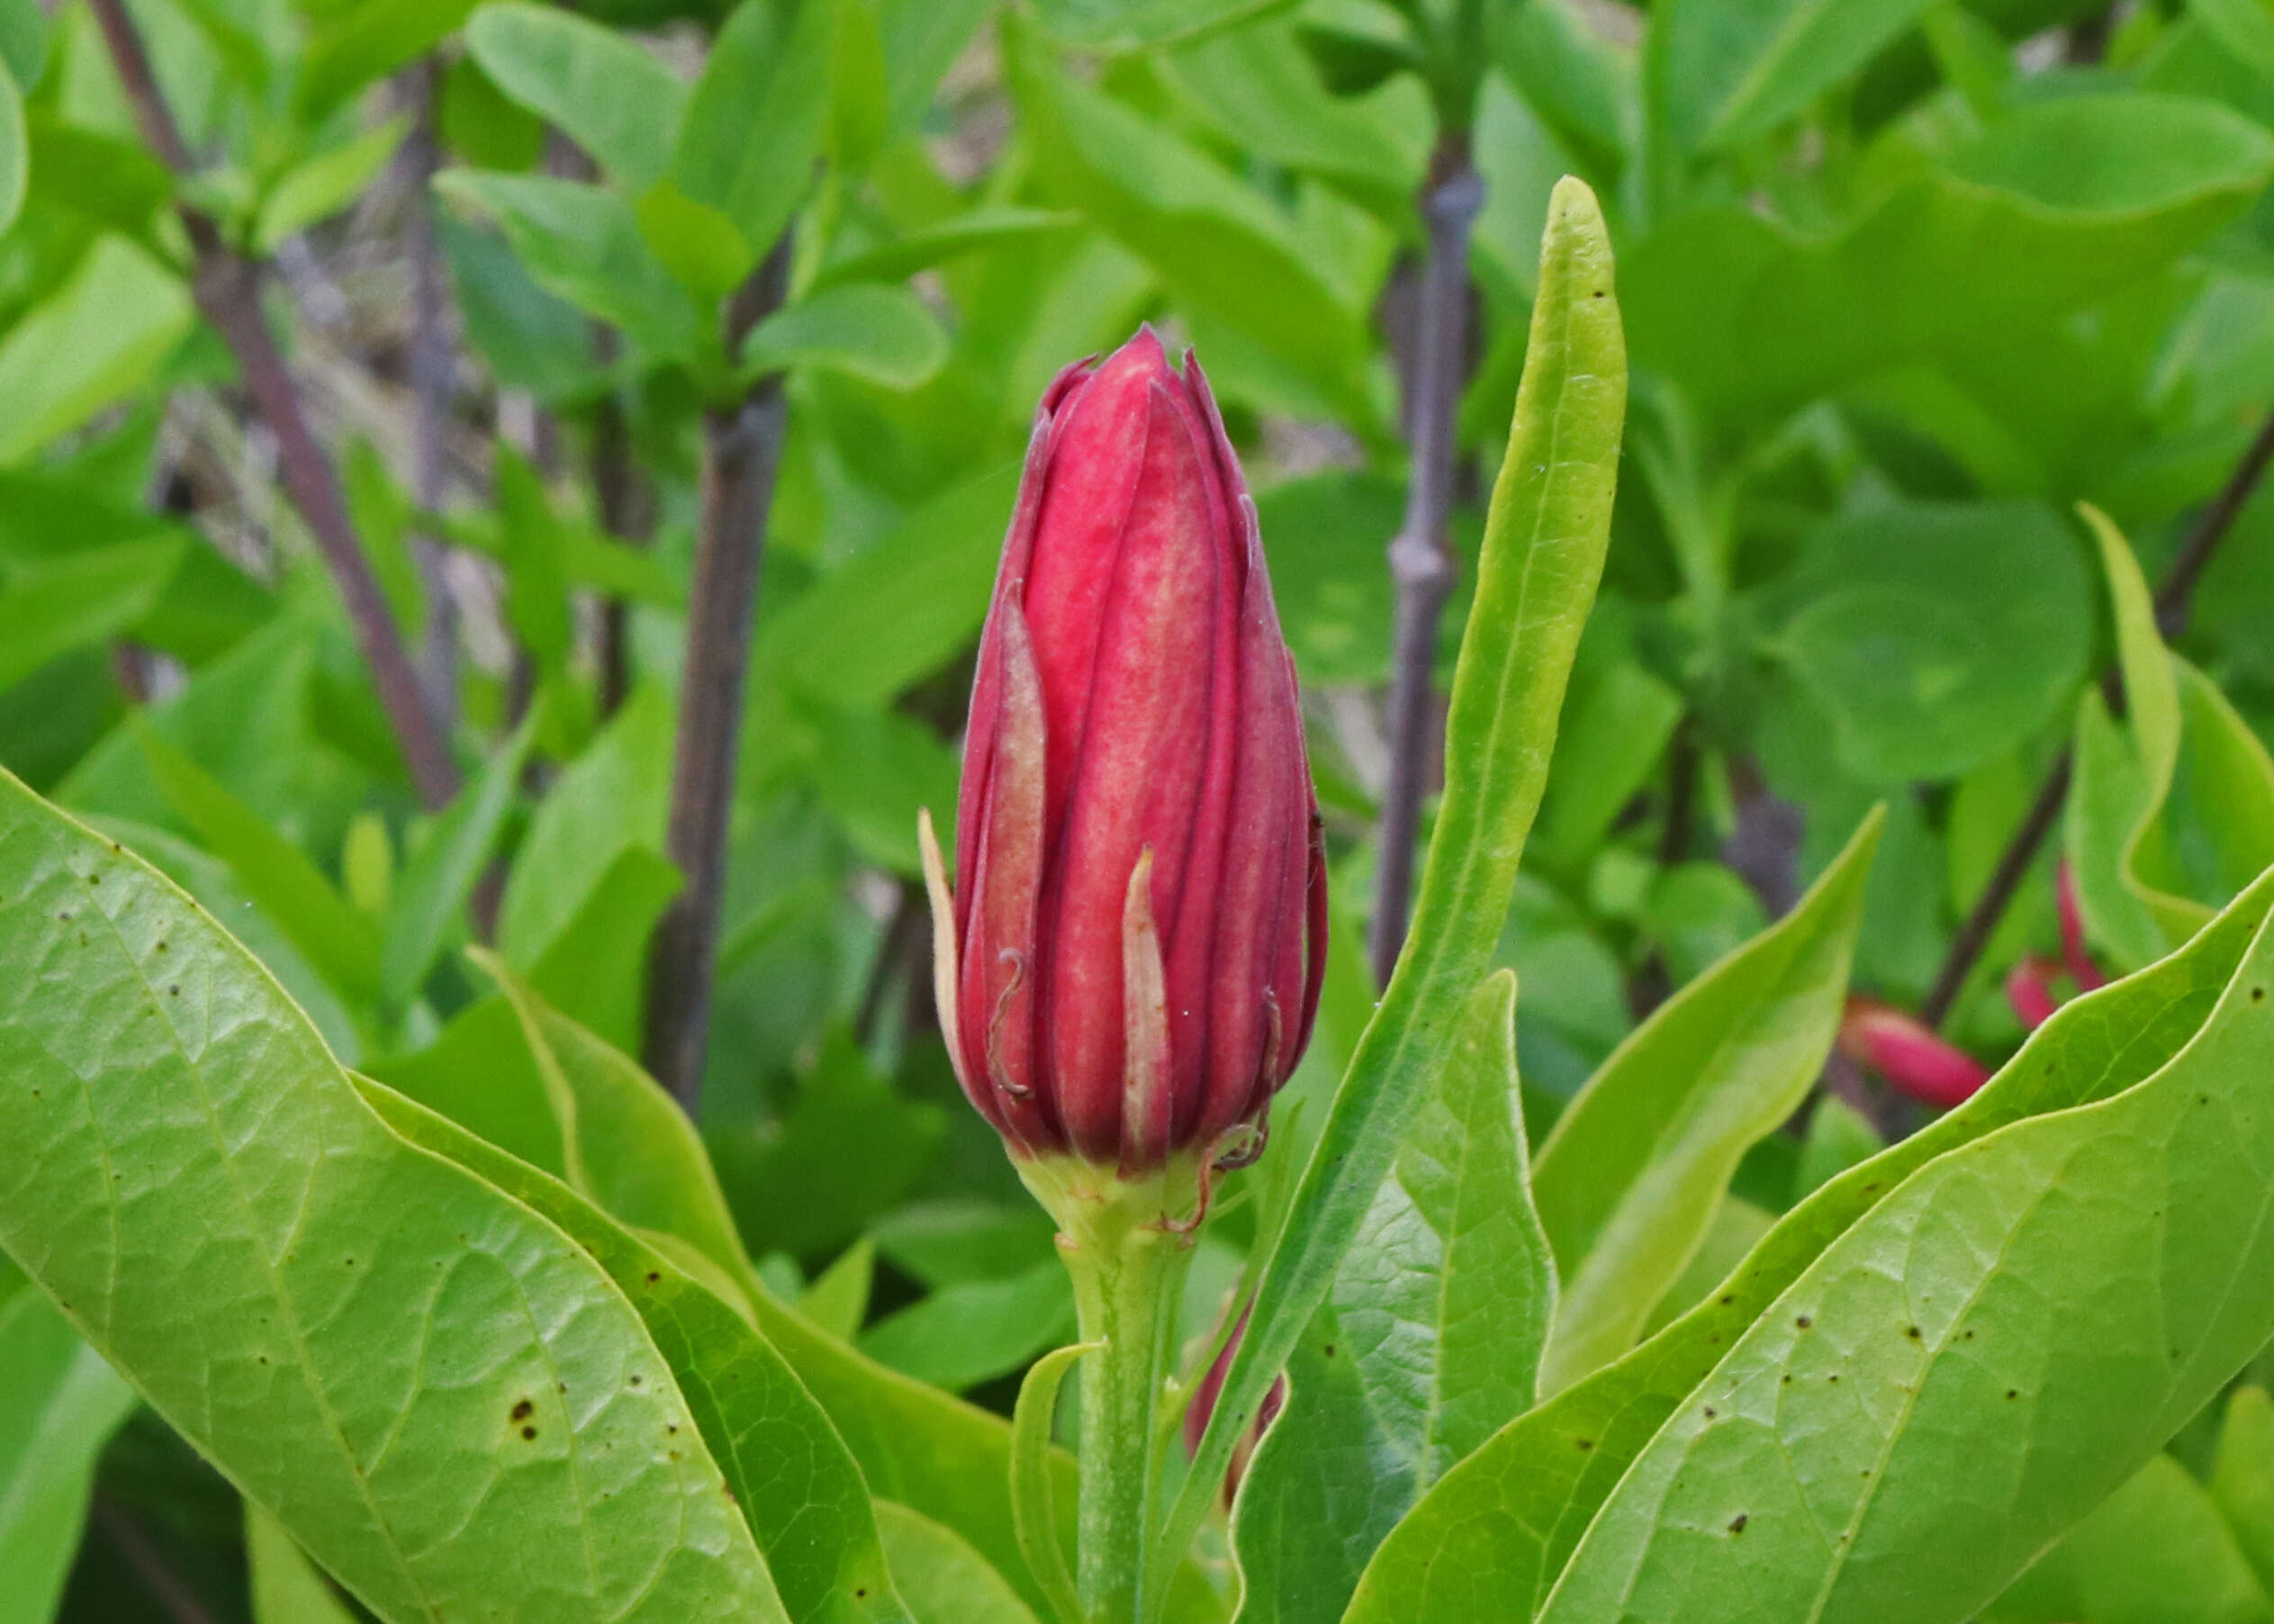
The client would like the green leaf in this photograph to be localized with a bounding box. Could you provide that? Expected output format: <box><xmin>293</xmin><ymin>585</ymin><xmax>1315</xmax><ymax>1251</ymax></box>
<box><xmin>2215</xmin><ymin>1386</ymin><xmax>2274</xmax><ymax>1597</ymax></box>
<box><xmin>465</xmin><ymin>2</ymin><xmax>686</xmax><ymax>188</ymax></box>
<box><xmin>136</xmin><ymin>722</ymin><xmax>384</xmax><ymax>1007</ymax></box>
<box><xmin>479</xmin><ymin>954</ymin><xmax>753</xmax><ymax>1284</ymax></box>
<box><xmin>1010</xmin><ymin>24</ymin><xmax>1370</xmax><ymax>423</ymax></box>
<box><xmin>670</xmin><ymin>0</ymin><xmax>832</xmax><ymax>263</ymax></box>
<box><xmin>1029</xmin><ymin>0</ymin><xmax>1297</xmax><ymax>50</ymax></box>
<box><xmin>830</xmin><ymin>0</ymin><xmax>890</xmax><ymax>172</ymax></box>
<box><xmin>1344</xmin><ymin>864</ymin><xmax>2274</xmax><ymax>1624</ymax></box>
<box><xmin>299</xmin><ymin>0</ymin><xmax>480</xmax><ymax>124</ymax></box>
<box><xmin>0</xmin><ymin>0</ymin><xmax>43</xmax><ymax>92</ymax></box>
<box><xmin>1534</xmin><ymin>809</ymin><xmax>1880</xmax><ymax>1394</ymax></box>
<box><xmin>254</xmin><ymin>117</ymin><xmax>410</xmax><ymax>253</ymax></box>
<box><xmin>879</xmin><ymin>1502</ymin><xmax>1047</xmax><ymax>1624</ymax></box>
<box><xmin>0</xmin><ymin>236</ymin><xmax>194</xmax><ymax>465</ymax></box>
<box><xmin>741</xmin><ymin>283</ymin><xmax>949</xmax><ymax>387</ymax></box>
<box><xmin>756</xmin><ymin>465</ymin><xmax>1019</xmax><ymax>709</ymax></box>
<box><xmin>1649</xmin><ymin>0</ymin><xmax>1936</xmax><ymax>152</ymax></box>
<box><xmin>1232</xmin><ymin>970</ymin><xmax>1553</xmax><ymax>1624</ymax></box>
<box><xmin>1010</xmin><ymin>1343</ymin><xmax>1087</xmax><ymax>1624</ymax></box>
<box><xmin>247</xmin><ymin>1506</ymin><xmax>360</xmax><ymax>1624</ymax></box>
<box><xmin>1767</xmin><ymin>503</ymin><xmax>2091</xmax><ymax>785</ymax></box>
<box><xmin>1625</xmin><ymin>95</ymin><xmax>2274</xmax><ymax>422</ymax></box>
<box><xmin>380</xmin><ymin>717</ymin><xmax>534</xmax><ymax>1009</ymax></box>
<box><xmin>1530</xmin><ymin>892</ymin><xmax>2274</xmax><ymax>1624</ymax></box>
<box><xmin>436</xmin><ymin>171</ymin><xmax>703</xmax><ymax>361</ymax></box>
<box><xmin>860</xmin><ymin>1263</ymin><xmax>1076</xmax><ymax>1392</ymax></box>
<box><xmin>439</xmin><ymin>216</ymin><xmax>601</xmax><ymax>401</ymax></box>
<box><xmin>0</xmin><ymin>771</ymin><xmax>790</xmax><ymax>1624</ymax></box>
<box><xmin>1795</xmin><ymin>1096</ymin><xmax>1883</xmax><ymax>1201</ymax></box>
<box><xmin>0</xmin><ymin>537</ymin><xmax>186</xmax><ymax>699</ymax></box>
<box><xmin>799</xmin><ymin>1238</ymin><xmax>874</xmax><ymax>1340</ymax></box>
<box><xmin>0</xmin><ymin>1285</ymin><xmax>136</xmax><ymax>1624</ymax></box>
<box><xmin>1986</xmin><ymin>1452</ymin><xmax>2274</xmax><ymax>1624</ymax></box>
<box><xmin>0</xmin><ymin>59</ymin><xmax>25</xmax><ymax>237</ymax></box>
<box><xmin>811</xmin><ymin>208</ymin><xmax>1077</xmax><ymax>292</ymax></box>
<box><xmin>359</xmin><ymin>1078</ymin><xmax>913</xmax><ymax>1624</ymax></box>
<box><xmin>1533</xmin><ymin>659</ymin><xmax>1685</xmax><ymax>872</ymax></box>
<box><xmin>1162</xmin><ymin>176</ymin><xmax>1626</xmax><ymax>1616</ymax></box>
<box><xmin>635</xmin><ymin>180</ymin><xmax>759</xmax><ymax>300</ymax></box>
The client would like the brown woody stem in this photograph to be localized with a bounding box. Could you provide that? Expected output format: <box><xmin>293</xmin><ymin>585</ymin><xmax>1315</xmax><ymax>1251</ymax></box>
<box><xmin>644</xmin><ymin>242</ymin><xmax>794</xmax><ymax>1111</ymax></box>
<box><xmin>86</xmin><ymin>0</ymin><xmax>458</xmax><ymax>809</ymax></box>
<box><xmin>1369</xmin><ymin>139</ymin><xmax>1483</xmax><ymax>989</ymax></box>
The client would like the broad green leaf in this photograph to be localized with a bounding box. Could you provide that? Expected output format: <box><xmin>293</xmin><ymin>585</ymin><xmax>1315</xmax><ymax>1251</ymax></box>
<box><xmin>1530</xmin><ymin>893</ymin><xmax>2274</xmax><ymax>1624</ymax></box>
<box><xmin>1625</xmin><ymin>96</ymin><xmax>2274</xmax><ymax>422</ymax></box>
<box><xmin>2215</xmin><ymin>1386</ymin><xmax>2274</xmax><ymax>1595</ymax></box>
<box><xmin>0</xmin><ymin>537</ymin><xmax>185</xmax><ymax>698</ymax></box>
<box><xmin>1767</xmin><ymin>503</ymin><xmax>2091</xmax><ymax>785</ymax></box>
<box><xmin>0</xmin><ymin>1285</ymin><xmax>135</xmax><ymax>1624</ymax></box>
<box><xmin>1490</xmin><ymin>0</ymin><xmax>1636</xmax><ymax>189</ymax></box>
<box><xmin>2196</xmin><ymin>0</ymin><xmax>2274</xmax><ymax>88</ymax></box>
<box><xmin>830</xmin><ymin>0</ymin><xmax>890</xmax><ymax>172</ymax></box>
<box><xmin>2070</xmin><ymin>689</ymin><xmax>2169</xmax><ymax>972</ymax></box>
<box><xmin>635</xmin><ymin>181</ymin><xmax>758</xmax><ymax>299</ymax></box>
<box><xmin>136</xmin><ymin>723</ymin><xmax>384</xmax><ymax>1007</ymax></box>
<box><xmin>1534</xmin><ymin>808</ymin><xmax>1881</xmax><ymax>1394</ymax></box>
<box><xmin>440</xmin><ymin>216</ymin><xmax>602</xmax><ymax>401</ymax></box>
<box><xmin>247</xmin><ymin>1506</ymin><xmax>360</xmax><ymax>1624</ymax></box>
<box><xmin>1162</xmin><ymin>176</ymin><xmax>1625</xmax><ymax>1618</ymax></box>
<box><xmin>465</xmin><ymin>2</ymin><xmax>686</xmax><ymax>188</ymax></box>
<box><xmin>439</xmin><ymin>52</ymin><xmax>546</xmax><ymax>171</ymax></box>
<box><xmin>0</xmin><ymin>236</ymin><xmax>193</xmax><ymax>465</ymax></box>
<box><xmin>1986</xmin><ymin>1452</ymin><xmax>2274</xmax><ymax>1624</ymax></box>
<box><xmin>1247</xmin><ymin>471</ymin><xmax>1403</xmax><ymax>688</ymax></box>
<box><xmin>380</xmin><ymin>717</ymin><xmax>534</xmax><ymax>1008</ymax></box>
<box><xmin>1649</xmin><ymin>0</ymin><xmax>1936</xmax><ymax>152</ymax></box>
<box><xmin>493</xmin><ymin>447</ymin><xmax>573</xmax><ymax>666</ymax></box>
<box><xmin>0</xmin><ymin>59</ymin><xmax>24</xmax><ymax>236</ymax></box>
<box><xmin>1010</xmin><ymin>24</ymin><xmax>1370</xmax><ymax>423</ymax></box>
<box><xmin>877</xmin><ymin>1502</ymin><xmax>1046</xmax><ymax>1624</ymax></box>
<box><xmin>359</xmin><ymin>1078</ymin><xmax>913</xmax><ymax>1624</ymax></box>
<box><xmin>479</xmin><ymin>957</ymin><xmax>753</xmax><ymax>1283</ymax></box>
<box><xmin>756</xmin><ymin>465</ymin><xmax>1019</xmax><ymax>709</ymax></box>
<box><xmin>1346</xmin><ymin>865</ymin><xmax>2274</xmax><ymax>1624</ymax></box>
<box><xmin>670</xmin><ymin>0</ymin><xmax>832</xmax><ymax>263</ymax></box>
<box><xmin>874</xmin><ymin>0</ymin><xmax>992</xmax><ymax>137</ymax></box>
<box><xmin>1232</xmin><ymin>970</ymin><xmax>1552</xmax><ymax>1624</ymax></box>
<box><xmin>860</xmin><ymin>1263</ymin><xmax>1075</xmax><ymax>1392</ymax></box>
<box><xmin>500</xmin><ymin>682</ymin><xmax>672</xmax><ymax>969</ymax></box>
<box><xmin>741</xmin><ymin>283</ymin><xmax>949</xmax><ymax>388</ymax></box>
<box><xmin>799</xmin><ymin>1238</ymin><xmax>874</xmax><ymax>1340</ymax></box>
<box><xmin>811</xmin><ymin>208</ymin><xmax>1077</xmax><ymax>292</ymax></box>
<box><xmin>1795</xmin><ymin>1096</ymin><xmax>1883</xmax><ymax>1201</ymax></box>
<box><xmin>1532</xmin><ymin>659</ymin><xmax>1684</xmax><ymax>872</ymax></box>
<box><xmin>1029</xmin><ymin>0</ymin><xmax>1296</xmax><ymax>50</ymax></box>
<box><xmin>0</xmin><ymin>771</ymin><xmax>789</xmax><ymax>1624</ymax></box>
<box><xmin>0</xmin><ymin>0</ymin><xmax>42</xmax><ymax>90</ymax></box>
<box><xmin>1011</xmin><ymin>1343</ymin><xmax>1087</xmax><ymax>1624</ymax></box>
<box><xmin>436</xmin><ymin>172</ymin><xmax>703</xmax><ymax>362</ymax></box>
<box><xmin>298</xmin><ymin>0</ymin><xmax>480</xmax><ymax>123</ymax></box>
<box><xmin>254</xmin><ymin>116</ymin><xmax>409</xmax><ymax>252</ymax></box>
<box><xmin>871</xmin><ymin>1202</ymin><xmax>1057</xmax><ymax>1291</ymax></box>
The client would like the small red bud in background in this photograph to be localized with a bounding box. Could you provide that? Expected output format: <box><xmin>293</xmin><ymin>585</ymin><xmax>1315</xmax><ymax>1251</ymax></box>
<box><xmin>921</xmin><ymin>329</ymin><xmax>1327</xmax><ymax>1175</ymax></box>
<box><xmin>2005</xmin><ymin>959</ymin><xmax>2062</xmax><ymax>1032</ymax></box>
<box><xmin>1183</xmin><ymin>1305</ymin><xmax>1286</xmax><ymax>1505</ymax></box>
<box><xmin>1839</xmin><ymin>998</ymin><xmax>1991</xmax><ymax>1109</ymax></box>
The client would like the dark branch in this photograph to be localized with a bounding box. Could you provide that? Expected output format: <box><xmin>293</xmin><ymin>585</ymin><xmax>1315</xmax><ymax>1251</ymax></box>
<box><xmin>644</xmin><ymin>240</ymin><xmax>794</xmax><ymax>1110</ymax></box>
<box><xmin>1368</xmin><ymin>138</ymin><xmax>1483</xmax><ymax>988</ymax></box>
<box><xmin>1920</xmin><ymin>400</ymin><xmax>2274</xmax><ymax>1026</ymax></box>
<box><xmin>86</xmin><ymin>0</ymin><xmax>459</xmax><ymax>809</ymax></box>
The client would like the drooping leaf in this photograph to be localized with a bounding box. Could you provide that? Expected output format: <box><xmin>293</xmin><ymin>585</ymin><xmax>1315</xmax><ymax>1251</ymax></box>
<box><xmin>1010</xmin><ymin>1342</ymin><xmax>1087</xmax><ymax>1624</ymax></box>
<box><xmin>741</xmin><ymin>283</ymin><xmax>950</xmax><ymax>388</ymax></box>
<box><xmin>877</xmin><ymin>1502</ymin><xmax>1046</xmax><ymax>1624</ymax></box>
<box><xmin>1161</xmin><ymin>176</ymin><xmax>1626</xmax><ymax>1617</ymax></box>
<box><xmin>1649</xmin><ymin>0</ymin><xmax>1937</xmax><ymax>152</ymax></box>
<box><xmin>1232</xmin><ymin>970</ymin><xmax>1553</xmax><ymax>1624</ymax></box>
<box><xmin>465</xmin><ymin>2</ymin><xmax>686</xmax><ymax>188</ymax></box>
<box><xmin>254</xmin><ymin>117</ymin><xmax>410</xmax><ymax>252</ymax></box>
<box><xmin>0</xmin><ymin>237</ymin><xmax>194</xmax><ymax>465</ymax></box>
<box><xmin>1347</xmin><ymin>865</ymin><xmax>2274</xmax><ymax>1624</ymax></box>
<box><xmin>1533</xmin><ymin>808</ymin><xmax>1881</xmax><ymax>1393</ymax></box>
<box><xmin>0</xmin><ymin>771</ymin><xmax>790</xmax><ymax>1624</ymax></box>
<box><xmin>0</xmin><ymin>1282</ymin><xmax>136</xmax><ymax>1624</ymax></box>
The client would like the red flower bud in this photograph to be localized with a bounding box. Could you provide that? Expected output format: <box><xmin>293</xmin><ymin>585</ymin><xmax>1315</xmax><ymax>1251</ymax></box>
<box><xmin>1838</xmin><ymin>997</ymin><xmax>1990</xmax><ymax>1109</ymax></box>
<box><xmin>2005</xmin><ymin>957</ymin><xmax>2062</xmax><ymax>1031</ymax></box>
<box><xmin>1182</xmin><ymin>1304</ymin><xmax>1286</xmax><ymax>1506</ymax></box>
<box><xmin>920</xmin><ymin>329</ymin><xmax>1327</xmax><ymax>1173</ymax></box>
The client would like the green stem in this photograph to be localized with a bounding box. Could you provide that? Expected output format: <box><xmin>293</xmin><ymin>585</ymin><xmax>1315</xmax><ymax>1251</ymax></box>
<box><xmin>1021</xmin><ymin>1157</ymin><xmax>1200</xmax><ymax>1624</ymax></box>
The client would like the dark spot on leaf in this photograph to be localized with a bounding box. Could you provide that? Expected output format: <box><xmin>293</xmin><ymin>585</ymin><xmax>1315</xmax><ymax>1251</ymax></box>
<box><xmin>511</xmin><ymin>1400</ymin><xmax>534</xmax><ymax>1421</ymax></box>
<box><xmin>1575</xmin><ymin>1438</ymin><xmax>1593</xmax><ymax>1450</ymax></box>
<box><xmin>628</xmin><ymin>1375</ymin><xmax>644</xmax><ymax>1388</ymax></box>
<box><xmin>645</xmin><ymin>1272</ymin><xmax>660</xmax><ymax>1284</ymax></box>
<box><xmin>1827</xmin><ymin>1375</ymin><xmax>1839</xmax><ymax>1384</ymax></box>
<box><xmin>1781</xmin><ymin>1375</ymin><xmax>1792</xmax><ymax>1385</ymax></box>
<box><xmin>1905</xmin><ymin>1325</ymin><xmax>1921</xmax><ymax>1340</ymax></box>
<box><xmin>156</xmin><ymin>940</ymin><xmax>167</xmax><ymax>952</ymax></box>
<box><xmin>86</xmin><ymin>874</ymin><xmax>98</xmax><ymax>884</ymax></box>
<box><xmin>521</xmin><ymin>1425</ymin><xmax>537</xmax><ymax>1440</ymax></box>
<box><xmin>1796</xmin><ymin>1315</ymin><xmax>1812</xmax><ymax>1330</ymax></box>
<box><xmin>2252</xmin><ymin>986</ymin><xmax>2266</xmax><ymax>1002</ymax></box>
<box><xmin>57</xmin><ymin>912</ymin><xmax>69</xmax><ymax>922</ymax></box>
<box><xmin>1728</xmin><ymin>1513</ymin><xmax>1747</xmax><ymax>1534</ymax></box>
<box><xmin>666</xmin><ymin>1423</ymin><xmax>679</xmax><ymax>1436</ymax></box>
<box><xmin>668</xmin><ymin>1449</ymin><xmax>682</xmax><ymax>1462</ymax></box>
<box><xmin>168</xmin><ymin>986</ymin><xmax>178</xmax><ymax>997</ymax></box>
<box><xmin>855</xmin><ymin>1589</ymin><xmax>867</xmax><ymax>1600</ymax></box>
<box><xmin>1719</xmin><ymin>1295</ymin><xmax>1733</xmax><ymax>1306</ymax></box>
<box><xmin>1703</xmin><ymin>1407</ymin><xmax>1717</xmax><ymax>1420</ymax></box>
<box><xmin>1322</xmin><ymin>1344</ymin><xmax>1335</xmax><ymax>1358</ymax></box>
<box><xmin>2007</xmin><ymin>1389</ymin><xmax>2018</xmax><ymax>1400</ymax></box>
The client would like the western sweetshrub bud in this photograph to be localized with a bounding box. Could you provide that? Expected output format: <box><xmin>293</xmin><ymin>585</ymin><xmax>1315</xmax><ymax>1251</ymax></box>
<box><xmin>920</xmin><ymin>329</ymin><xmax>1327</xmax><ymax>1175</ymax></box>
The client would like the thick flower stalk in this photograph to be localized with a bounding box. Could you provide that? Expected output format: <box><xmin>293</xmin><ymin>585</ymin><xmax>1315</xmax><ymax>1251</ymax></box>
<box><xmin>919</xmin><ymin>328</ymin><xmax>1325</xmax><ymax>1622</ymax></box>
